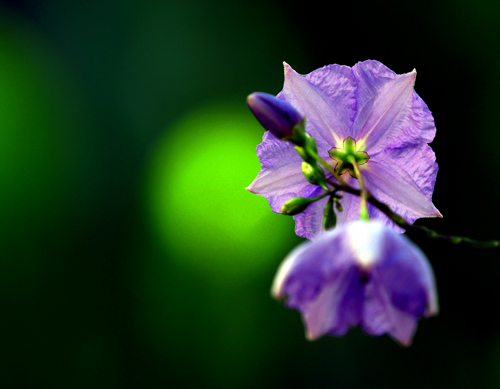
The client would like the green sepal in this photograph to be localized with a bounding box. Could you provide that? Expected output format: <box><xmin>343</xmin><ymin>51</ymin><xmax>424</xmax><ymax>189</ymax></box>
<box><xmin>287</xmin><ymin>121</ymin><xmax>319</xmax><ymax>165</ymax></box>
<box><xmin>305</xmin><ymin>136</ymin><xmax>318</xmax><ymax>154</ymax></box>
<box><xmin>328</xmin><ymin>136</ymin><xmax>369</xmax><ymax>178</ymax></box>
<box><xmin>282</xmin><ymin>118</ymin><xmax>307</xmax><ymax>146</ymax></box>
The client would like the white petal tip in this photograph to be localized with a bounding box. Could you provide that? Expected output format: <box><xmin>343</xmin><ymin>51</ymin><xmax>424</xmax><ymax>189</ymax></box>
<box><xmin>401</xmin><ymin>69</ymin><xmax>417</xmax><ymax>82</ymax></box>
<box><xmin>425</xmin><ymin>301</ymin><xmax>439</xmax><ymax>317</ymax></box>
<box><xmin>271</xmin><ymin>266</ymin><xmax>287</xmax><ymax>300</ymax></box>
<box><xmin>283</xmin><ymin>62</ymin><xmax>298</xmax><ymax>76</ymax></box>
<box><xmin>270</xmin><ymin>281</ymin><xmax>282</xmax><ymax>300</ymax></box>
<box><xmin>245</xmin><ymin>182</ymin><xmax>258</xmax><ymax>194</ymax></box>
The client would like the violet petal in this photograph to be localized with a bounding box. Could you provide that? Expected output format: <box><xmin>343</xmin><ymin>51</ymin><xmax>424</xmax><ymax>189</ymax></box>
<box><xmin>272</xmin><ymin>227</ymin><xmax>363</xmax><ymax>339</ymax></box>
<box><xmin>362</xmin><ymin>226</ymin><xmax>438</xmax><ymax>345</ymax></box>
<box><xmin>280</xmin><ymin>63</ymin><xmax>357</xmax><ymax>151</ymax></box>
<box><xmin>246</xmin><ymin>131</ymin><xmax>315</xmax><ymax>213</ymax></box>
<box><xmin>351</xmin><ymin>61</ymin><xmax>416</xmax><ymax>154</ymax></box>
<box><xmin>362</xmin><ymin>159</ymin><xmax>441</xmax><ymax>221</ymax></box>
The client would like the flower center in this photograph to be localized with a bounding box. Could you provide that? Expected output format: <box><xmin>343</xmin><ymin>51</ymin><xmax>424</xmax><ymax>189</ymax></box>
<box><xmin>328</xmin><ymin>137</ymin><xmax>370</xmax><ymax>179</ymax></box>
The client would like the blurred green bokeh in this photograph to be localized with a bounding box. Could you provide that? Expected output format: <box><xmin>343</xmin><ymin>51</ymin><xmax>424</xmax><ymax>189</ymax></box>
<box><xmin>0</xmin><ymin>13</ymin><xmax>83</xmax><ymax>288</ymax></box>
<box><xmin>146</xmin><ymin>102</ymin><xmax>295</xmax><ymax>280</ymax></box>
<box><xmin>0</xmin><ymin>0</ymin><xmax>500</xmax><ymax>388</ymax></box>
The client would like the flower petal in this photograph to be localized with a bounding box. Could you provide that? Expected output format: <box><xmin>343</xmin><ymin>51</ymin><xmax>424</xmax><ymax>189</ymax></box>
<box><xmin>272</xmin><ymin>228</ymin><xmax>363</xmax><ymax>339</ymax></box>
<box><xmin>375</xmin><ymin>142</ymin><xmax>438</xmax><ymax>199</ymax></box>
<box><xmin>308</xmin><ymin>266</ymin><xmax>363</xmax><ymax>339</ymax></box>
<box><xmin>279</xmin><ymin>63</ymin><xmax>356</xmax><ymax>151</ymax></box>
<box><xmin>363</xmin><ymin>159</ymin><xmax>441</xmax><ymax>223</ymax></box>
<box><xmin>352</xmin><ymin>60</ymin><xmax>430</xmax><ymax>155</ymax></box>
<box><xmin>362</xmin><ymin>228</ymin><xmax>438</xmax><ymax>345</ymax></box>
<box><xmin>246</xmin><ymin>131</ymin><xmax>316</xmax><ymax>213</ymax></box>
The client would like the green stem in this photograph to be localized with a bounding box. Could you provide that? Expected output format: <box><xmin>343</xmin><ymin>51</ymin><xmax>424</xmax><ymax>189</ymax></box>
<box><xmin>312</xmin><ymin>190</ymin><xmax>335</xmax><ymax>202</ymax></box>
<box><xmin>348</xmin><ymin>156</ymin><xmax>369</xmax><ymax>221</ymax></box>
<box><xmin>321</xmin><ymin>164</ymin><xmax>500</xmax><ymax>249</ymax></box>
<box><xmin>307</xmin><ymin>149</ymin><xmax>349</xmax><ymax>187</ymax></box>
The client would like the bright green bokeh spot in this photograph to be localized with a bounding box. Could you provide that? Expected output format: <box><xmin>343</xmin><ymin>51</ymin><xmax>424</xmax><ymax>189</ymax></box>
<box><xmin>146</xmin><ymin>101</ymin><xmax>296</xmax><ymax>280</ymax></box>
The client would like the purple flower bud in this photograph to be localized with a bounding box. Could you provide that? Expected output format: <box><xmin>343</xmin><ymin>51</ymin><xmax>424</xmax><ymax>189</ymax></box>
<box><xmin>272</xmin><ymin>220</ymin><xmax>438</xmax><ymax>346</ymax></box>
<box><xmin>247</xmin><ymin>92</ymin><xmax>304</xmax><ymax>139</ymax></box>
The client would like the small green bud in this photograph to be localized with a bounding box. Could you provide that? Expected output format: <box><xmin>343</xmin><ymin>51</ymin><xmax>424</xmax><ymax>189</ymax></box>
<box><xmin>281</xmin><ymin>197</ymin><xmax>315</xmax><ymax>216</ymax></box>
<box><xmin>323</xmin><ymin>198</ymin><xmax>337</xmax><ymax>230</ymax></box>
<box><xmin>295</xmin><ymin>145</ymin><xmax>308</xmax><ymax>160</ymax></box>
<box><xmin>302</xmin><ymin>162</ymin><xmax>327</xmax><ymax>188</ymax></box>
<box><xmin>335</xmin><ymin>199</ymin><xmax>343</xmax><ymax>213</ymax></box>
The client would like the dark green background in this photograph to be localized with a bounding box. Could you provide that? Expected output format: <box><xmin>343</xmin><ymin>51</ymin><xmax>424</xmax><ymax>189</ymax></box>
<box><xmin>0</xmin><ymin>0</ymin><xmax>499</xmax><ymax>387</ymax></box>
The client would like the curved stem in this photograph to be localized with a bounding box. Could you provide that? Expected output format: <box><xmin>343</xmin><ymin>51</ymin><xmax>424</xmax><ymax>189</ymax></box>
<box><xmin>322</xmin><ymin>164</ymin><xmax>500</xmax><ymax>249</ymax></box>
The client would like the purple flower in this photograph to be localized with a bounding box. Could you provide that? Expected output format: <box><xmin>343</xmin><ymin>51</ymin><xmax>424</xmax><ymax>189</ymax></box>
<box><xmin>247</xmin><ymin>60</ymin><xmax>441</xmax><ymax>239</ymax></box>
<box><xmin>272</xmin><ymin>220</ymin><xmax>438</xmax><ymax>346</ymax></box>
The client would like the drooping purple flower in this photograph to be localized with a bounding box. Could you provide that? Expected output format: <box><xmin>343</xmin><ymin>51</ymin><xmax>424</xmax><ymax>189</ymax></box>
<box><xmin>272</xmin><ymin>220</ymin><xmax>438</xmax><ymax>346</ymax></box>
<box><xmin>247</xmin><ymin>60</ymin><xmax>441</xmax><ymax>239</ymax></box>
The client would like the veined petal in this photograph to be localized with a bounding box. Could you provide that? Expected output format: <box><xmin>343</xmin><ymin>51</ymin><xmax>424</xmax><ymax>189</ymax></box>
<box><xmin>271</xmin><ymin>228</ymin><xmax>363</xmax><ymax>339</ymax></box>
<box><xmin>307</xmin><ymin>266</ymin><xmax>363</xmax><ymax>339</ymax></box>
<box><xmin>246</xmin><ymin>131</ymin><xmax>316</xmax><ymax>213</ymax></box>
<box><xmin>352</xmin><ymin>61</ymin><xmax>420</xmax><ymax>154</ymax></box>
<box><xmin>279</xmin><ymin>63</ymin><xmax>356</xmax><ymax>151</ymax></box>
<box><xmin>363</xmin><ymin>290</ymin><xmax>418</xmax><ymax>346</ymax></box>
<box><xmin>362</xmin><ymin>228</ymin><xmax>438</xmax><ymax>345</ymax></box>
<box><xmin>375</xmin><ymin>143</ymin><xmax>439</xmax><ymax>199</ymax></box>
<box><xmin>363</xmin><ymin>159</ymin><xmax>441</xmax><ymax>222</ymax></box>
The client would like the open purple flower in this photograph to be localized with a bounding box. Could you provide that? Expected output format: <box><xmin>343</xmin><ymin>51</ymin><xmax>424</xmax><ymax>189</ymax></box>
<box><xmin>272</xmin><ymin>220</ymin><xmax>438</xmax><ymax>346</ymax></box>
<box><xmin>247</xmin><ymin>60</ymin><xmax>441</xmax><ymax>239</ymax></box>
